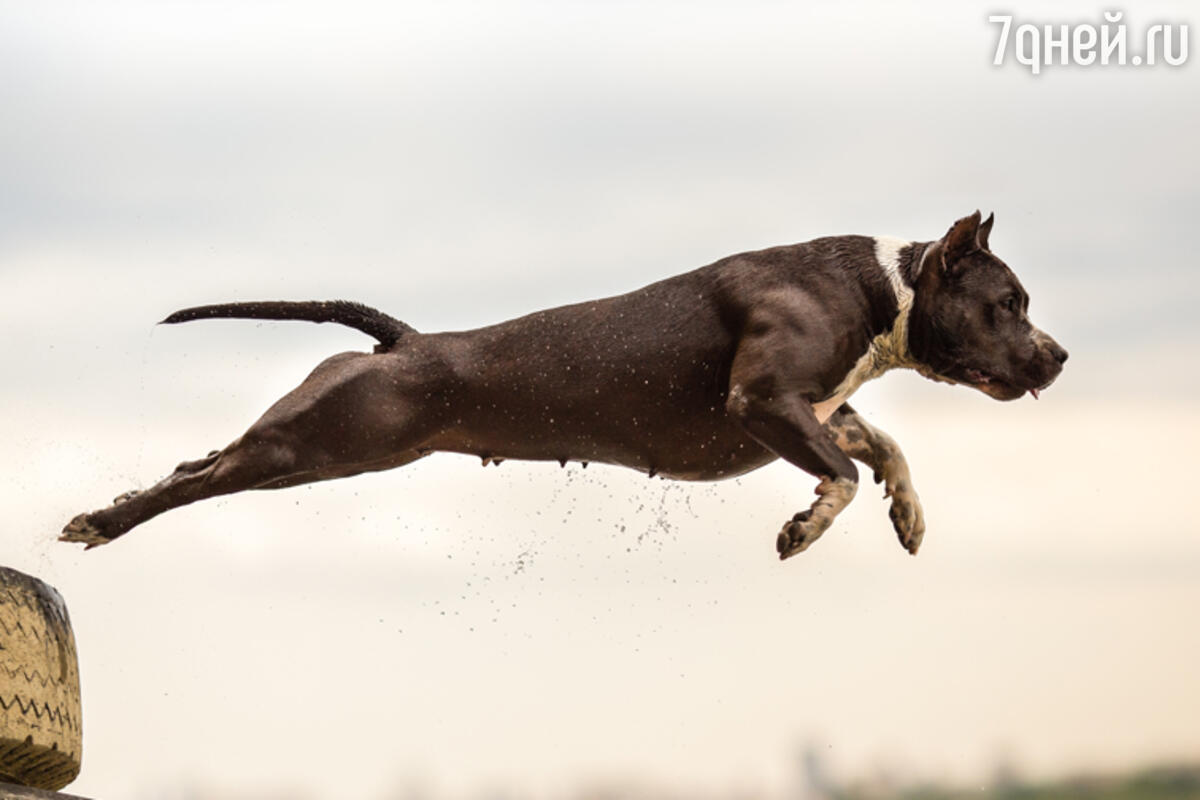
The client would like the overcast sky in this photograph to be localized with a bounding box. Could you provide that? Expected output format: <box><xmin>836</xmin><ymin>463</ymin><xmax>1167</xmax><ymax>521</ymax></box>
<box><xmin>1</xmin><ymin>2</ymin><xmax>1198</xmax><ymax>798</ymax></box>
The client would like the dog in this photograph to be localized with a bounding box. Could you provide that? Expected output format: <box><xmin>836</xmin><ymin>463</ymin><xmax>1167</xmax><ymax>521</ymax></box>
<box><xmin>61</xmin><ymin>211</ymin><xmax>1066</xmax><ymax>558</ymax></box>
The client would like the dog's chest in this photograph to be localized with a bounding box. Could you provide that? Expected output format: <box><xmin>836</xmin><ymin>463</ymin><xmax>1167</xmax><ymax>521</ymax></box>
<box><xmin>811</xmin><ymin>349</ymin><xmax>891</xmax><ymax>423</ymax></box>
<box><xmin>811</xmin><ymin>236</ymin><xmax>917</xmax><ymax>424</ymax></box>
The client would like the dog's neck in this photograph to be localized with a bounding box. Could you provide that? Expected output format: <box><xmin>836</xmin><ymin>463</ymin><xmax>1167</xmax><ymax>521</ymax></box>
<box><xmin>868</xmin><ymin>237</ymin><xmax>921</xmax><ymax>373</ymax></box>
<box><xmin>812</xmin><ymin>237</ymin><xmax>923</xmax><ymax>422</ymax></box>
<box><xmin>881</xmin><ymin>238</ymin><xmax>962</xmax><ymax>387</ymax></box>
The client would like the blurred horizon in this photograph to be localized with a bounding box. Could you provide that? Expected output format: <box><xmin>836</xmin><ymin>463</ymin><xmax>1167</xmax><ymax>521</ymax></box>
<box><xmin>117</xmin><ymin>756</ymin><xmax>1200</xmax><ymax>800</ymax></box>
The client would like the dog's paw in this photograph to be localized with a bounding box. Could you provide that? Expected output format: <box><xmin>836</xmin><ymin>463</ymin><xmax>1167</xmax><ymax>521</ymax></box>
<box><xmin>884</xmin><ymin>476</ymin><xmax>925</xmax><ymax>555</ymax></box>
<box><xmin>776</xmin><ymin>509</ymin><xmax>821</xmax><ymax>559</ymax></box>
<box><xmin>775</xmin><ymin>476</ymin><xmax>858</xmax><ymax>560</ymax></box>
<box><xmin>59</xmin><ymin>513</ymin><xmax>114</xmax><ymax>550</ymax></box>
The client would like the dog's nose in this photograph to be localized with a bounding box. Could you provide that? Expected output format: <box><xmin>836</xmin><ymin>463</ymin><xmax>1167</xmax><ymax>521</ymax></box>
<box><xmin>1049</xmin><ymin>342</ymin><xmax>1069</xmax><ymax>365</ymax></box>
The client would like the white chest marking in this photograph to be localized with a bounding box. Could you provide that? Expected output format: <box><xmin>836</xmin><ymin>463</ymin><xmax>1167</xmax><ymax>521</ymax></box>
<box><xmin>812</xmin><ymin>236</ymin><xmax>918</xmax><ymax>424</ymax></box>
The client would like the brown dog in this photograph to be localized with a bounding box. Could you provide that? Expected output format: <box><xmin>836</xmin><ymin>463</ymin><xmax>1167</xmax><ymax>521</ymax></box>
<box><xmin>62</xmin><ymin>211</ymin><xmax>1066</xmax><ymax>558</ymax></box>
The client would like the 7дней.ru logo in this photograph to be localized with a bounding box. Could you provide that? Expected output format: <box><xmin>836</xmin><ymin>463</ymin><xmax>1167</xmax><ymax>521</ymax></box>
<box><xmin>990</xmin><ymin>11</ymin><xmax>1188</xmax><ymax>74</ymax></box>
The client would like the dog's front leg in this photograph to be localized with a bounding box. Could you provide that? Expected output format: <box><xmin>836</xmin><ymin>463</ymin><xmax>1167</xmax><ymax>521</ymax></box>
<box><xmin>726</xmin><ymin>341</ymin><xmax>860</xmax><ymax>560</ymax></box>
<box><xmin>823</xmin><ymin>404</ymin><xmax>925</xmax><ymax>555</ymax></box>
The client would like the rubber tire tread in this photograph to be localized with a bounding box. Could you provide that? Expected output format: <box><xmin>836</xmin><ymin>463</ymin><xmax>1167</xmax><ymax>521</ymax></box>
<box><xmin>0</xmin><ymin>568</ymin><xmax>82</xmax><ymax>791</ymax></box>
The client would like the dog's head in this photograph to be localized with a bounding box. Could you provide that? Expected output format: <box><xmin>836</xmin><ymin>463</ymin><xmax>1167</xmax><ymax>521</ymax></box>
<box><xmin>908</xmin><ymin>211</ymin><xmax>1068</xmax><ymax>400</ymax></box>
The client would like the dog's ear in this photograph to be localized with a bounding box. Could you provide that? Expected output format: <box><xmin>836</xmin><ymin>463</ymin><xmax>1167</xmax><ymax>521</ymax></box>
<box><xmin>940</xmin><ymin>210</ymin><xmax>982</xmax><ymax>274</ymax></box>
<box><xmin>977</xmin><ymin>212</ymin><xmax>994</xmax><ymax>251</ymax></box>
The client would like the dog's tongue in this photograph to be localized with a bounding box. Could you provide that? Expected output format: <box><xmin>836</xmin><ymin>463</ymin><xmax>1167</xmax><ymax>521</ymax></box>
<box><xmin>1029</xmin><ymin>387</ymin><xmax>1040</xmax><ymax>400</ymax></box>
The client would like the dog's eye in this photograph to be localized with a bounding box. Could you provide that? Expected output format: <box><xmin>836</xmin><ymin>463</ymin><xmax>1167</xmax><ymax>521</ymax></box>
<box><xmin>1002</xmin><ymin>295</ymin><xmax>1020</xmax><ymax>314</ymax></box>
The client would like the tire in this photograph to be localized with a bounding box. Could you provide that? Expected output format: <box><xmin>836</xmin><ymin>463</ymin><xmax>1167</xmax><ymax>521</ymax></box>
<box><xmin>0</xmin><ymin>568</ymin><xmax>82</xmax><ymax>791</ymax></box>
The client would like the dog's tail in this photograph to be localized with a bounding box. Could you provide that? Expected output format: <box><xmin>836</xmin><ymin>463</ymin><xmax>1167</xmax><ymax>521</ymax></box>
<box><xmin>160</xmin><ymin>300</ymin><xmax>416</xmax><ymax>350</ymax></box>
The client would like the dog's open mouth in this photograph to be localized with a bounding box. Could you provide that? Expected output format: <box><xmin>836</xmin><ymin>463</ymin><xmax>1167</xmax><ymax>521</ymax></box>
<box><xmin>964</xmin><ymin>367</ymin><xmax>1054</xmax><ymax>400</ymax></box>
<box><xmin>961</xmin><ymin>367</ymin><xmax>1023</xmax><ymax>400</ymax></box>
<box><xmin>964</xmin><ymin>367</ymin><xmax>1014</xmax><ymax>390</ymax></box>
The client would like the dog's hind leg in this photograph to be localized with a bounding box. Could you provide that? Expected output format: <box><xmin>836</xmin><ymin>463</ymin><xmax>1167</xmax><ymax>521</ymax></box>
<box><xmin>823</xmin><ymin>403</ymin><xmax>925</xmax><ymax>555</ymax></box>
<box><xmin>61</xmin><ymin>350</ymin><xmax>446</xmax><ymax>548</ymax></box>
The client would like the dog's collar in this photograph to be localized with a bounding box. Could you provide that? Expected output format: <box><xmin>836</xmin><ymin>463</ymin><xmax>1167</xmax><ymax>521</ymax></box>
<box><xmin>901</xmin><ymin>241</ymin><xmax>932</xmax><ymax>287</ymax></box>
<box><xmin>902</xmin><ymin>242</ymin><xmax>962</xmax><ymax>386</ymax></box>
